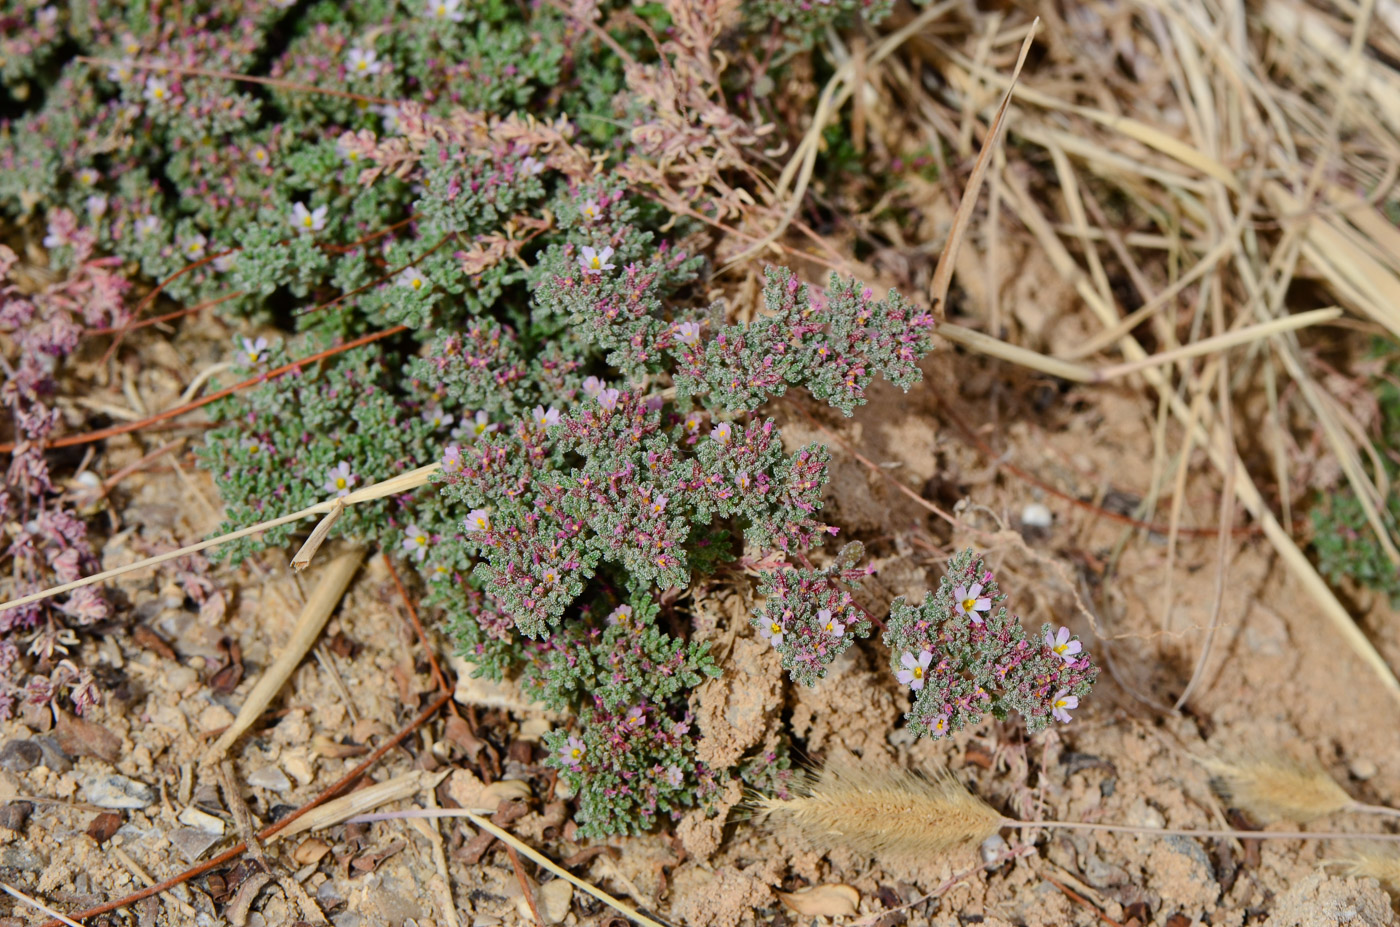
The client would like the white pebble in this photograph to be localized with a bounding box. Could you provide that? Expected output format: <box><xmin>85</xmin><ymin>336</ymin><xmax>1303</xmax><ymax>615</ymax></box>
<box><xmin>1021</xmin><ymin>502</ymin><xmax>1053</xmax><ymax>529</ymax></box>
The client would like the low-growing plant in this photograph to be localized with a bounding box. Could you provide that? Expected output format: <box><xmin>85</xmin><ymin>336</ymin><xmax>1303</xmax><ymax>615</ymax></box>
<box><xmin>1310</xmin><ymin>344</ymin><xmax>1400</xmax><ymax>605</ymax></box>
<box><xmin>0</xmin><ymin>0</ymin><xmax>1096</xmax><ymax>842</ymax></box>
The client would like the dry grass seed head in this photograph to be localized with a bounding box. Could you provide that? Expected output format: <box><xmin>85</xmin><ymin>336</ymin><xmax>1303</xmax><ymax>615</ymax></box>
<box><xmin>1334</xmin><ymin>845</ymin><xmax>1400</xmax><ymax>900</ymax></box>
<box><xmin>755</xmin><ymin>753</ymin><xmax>1003</xmax><ymax>858</ymax></box>
<box><xmin>1203</xmin><ymin>752</ymin><xmax>1353</xmax><ymax>824</ymax></box>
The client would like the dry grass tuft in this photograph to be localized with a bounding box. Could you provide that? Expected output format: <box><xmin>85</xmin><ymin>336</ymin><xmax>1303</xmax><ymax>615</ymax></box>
<box><xmin>1203</xmin><ymin>752</ymin><xmax>1353</xmax><ymax>824</ymax></box>
<box><xmin>755</xmin><ymin>753</ymin><xmax>1004</xmax><ymax>858</ymax></box>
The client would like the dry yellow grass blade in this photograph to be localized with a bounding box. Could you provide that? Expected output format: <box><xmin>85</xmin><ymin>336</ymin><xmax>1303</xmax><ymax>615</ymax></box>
<box><xmin>1263</xmin><ymin>182</ymin><xmax>1400</xmax><ymax>338</ymax></box>
<box><xmin>344</xmin><ymin>808</ymin><xmax>671</xmax><ymax>927</ymax></box>
<box><xmin>272</xmin><ymin>769</ymin><xmax>448</xmax><ymax>841</ymax></box>
<box><xmin>998</xmin><ymin>168</ymin><xmax>1400</xmax><ymax>705</ymax></box>
<box><xmin>722</xmin><ymin>0</ymin><xmax>960</xmax><ymax>270</ymax></box>
<box><xmin>207</xmin><ymin>547</ymin><xmax>365</xmax><ymax>758</ymax></box>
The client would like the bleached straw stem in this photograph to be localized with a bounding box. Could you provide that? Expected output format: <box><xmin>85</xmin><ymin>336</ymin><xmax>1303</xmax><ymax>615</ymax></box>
<box><xmin>342</xmin><ymin>808</ymin><xmax>669</xmax><ymax>927</ymax></box>
<box><xmin>1008</xmin><ymin>818</ymin><xmax>1400</xmax><ymax>843</ymax></box>
<box><xmin>0</xmin><ymin>463</ymin><xmax>439</xmax><ymax>613</ymax></box>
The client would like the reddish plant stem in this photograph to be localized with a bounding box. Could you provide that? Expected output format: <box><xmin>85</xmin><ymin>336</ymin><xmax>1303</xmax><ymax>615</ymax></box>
<box><xmin>0</xmin><ymin>325</ymin><xmax>409</xmax><ymax>455</ymax></box>
<box><xmin>382</xmin><ymin>551</ymin><xmax>460</xmax><ymax>717</ymax></box>
<box><xmin>85</xmin><ymin>291</ymin><xmax>244</xmax><ymax>335</ymax></box>
<box><xmin>39</xmin><ymin>690</ymin><xmax>452</xmax><ymax>927</ymax></box>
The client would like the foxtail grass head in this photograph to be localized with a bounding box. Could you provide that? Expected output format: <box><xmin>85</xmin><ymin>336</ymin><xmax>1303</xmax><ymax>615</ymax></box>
<box><xmin>1203</xmin><ymin>751</ymin><xmax>1353</xmax><ymax>824</ymax></box>
<box><xmin>755</xmin><ymin>753</ymin><xmax>1004</xmax><ymax>858</ymax></box>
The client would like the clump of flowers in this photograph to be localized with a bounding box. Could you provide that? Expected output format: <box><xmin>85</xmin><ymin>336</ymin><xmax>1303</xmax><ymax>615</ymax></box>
<box><xmin>0</xmin><ymin>238</ymin><xmax>128</xmax><ymax>718</ymax></box>
<box><xmin>750</xmin><ymin>542</ymin><xmax>873</xmax><ymax>686</ymax></box>
<box><xmin>538</xmin><ymin>596</ymin><xmax>720</xmax><ymax>837</ymax></box>
<box><xmin>883</xmin><ymin>549</ymin><xmax>1098</xmax><ymax>737</ymax></box>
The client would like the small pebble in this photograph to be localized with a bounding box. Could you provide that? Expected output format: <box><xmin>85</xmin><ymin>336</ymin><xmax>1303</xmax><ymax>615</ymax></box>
<box><xmin>0</xmin><ymin>740</ymin><xmax>41</xmax><ymax>773</ymax></box>
<box><xmin>0</xmin><ymin>845</ymin><xmax>43</xmax><ymax>871</ymax></box>
<box><xmin>1021</xmin><ymin>502</ymin><xmax>1054</xmax><ymax>529</ymax></box>
<box><xmin>85</xmin><ymin>774</ymin><xmax>154</xmax><ymax>810</ymax></box>
<box><xmin>32</xmin><ymin>736</ymin><xmax>72</xmax><ymax>773</ymax></box>
<box><xmin>331</xmin><ymin>914</ymin><xmax>363</xmax><ymax>927</ymax></box>
<box><xmin>0</xmin><ymin>802</ymin><xmax>32</xmax><ymax>832</ymax></box>
<box><xmin>169</xmin><ymin>826</ymin><xmax>220</xmax><ymax>862</ymax></box>
<box><xmin>246</xmin><ymin>766</ymin><xmax>292</xmax><ymax>793</ymax></box>
<box><xmin>178</xmin><ymin>806</ymin><xmax>226</xmax><ymax>835</ymax></box>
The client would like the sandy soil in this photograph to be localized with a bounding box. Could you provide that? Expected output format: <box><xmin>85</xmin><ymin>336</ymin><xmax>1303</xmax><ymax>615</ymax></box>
<box><xmin>2</xmin><ymin>297</ymin><xmax>1398</xmax><ymax>927</ymax></box>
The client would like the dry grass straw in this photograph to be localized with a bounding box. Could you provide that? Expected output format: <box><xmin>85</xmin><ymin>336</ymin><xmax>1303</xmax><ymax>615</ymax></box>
<box><xmin>881</xmin><ymin>0</ymin><xmax>1400</xmax><ymax>703</ymax></box>
<box><xmin>208</xmin><ymin>546</ymin><xmax>365</xmax><ymax>758</ymax></box>
<box><xmin>343</xmin><ymin>807</ymin><xmax>671</xmax><ymax>927</ymax></box>
<box><xmin>0</xmin><ymin>462</ymin><xmax>439</xmax><ymax>614</ymax></box>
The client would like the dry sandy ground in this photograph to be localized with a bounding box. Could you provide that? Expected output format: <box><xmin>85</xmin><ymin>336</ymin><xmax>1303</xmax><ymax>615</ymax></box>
<box><xmin>1</xmin><ymin>315</ymin><xmax>1398</xmax><ymax>927</ymax></box>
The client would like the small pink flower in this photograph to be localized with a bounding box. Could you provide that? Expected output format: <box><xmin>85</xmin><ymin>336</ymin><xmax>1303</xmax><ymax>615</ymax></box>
<box><xmin>1051</xmin><ymin>689</ymin><xmax>1078</xmax><ymax>723</ymax></box>
<box><xmin>559</xmin><ymin>735</ymin><xmax>586</xmax><ymax>769</ymax></box>
<box><xmin>952</xmin><ymin>583</ymin><xmax>991</xmax><ymax>624</ymax></box>
<box><xmin>674</xmin><ymin>321</ymin><xmax>701</xmax><ymax>346</ymax></box>
<box><xmin>928</xmin><ymin>714</ymin><xmax>950</xmax><ymax>737</ymax></box>
<box><xmin>1046</xmin><ymin>626</ymin><xmax>1083</xmax><ymax>663</ymax></box>
<box><xmin>457</xmin><ymin>410</ymin><xmax>495</xmax><ymax>440</ymax></box>
<box><xmin>597</xmin><ymin>388</ymin><xmax>621</xmax><ymax>411</ymax></box>
<box><xmin>540</xmin><ymin>564</ymin><xmax>562</xmax><ymax>585</ymax></box>
<box><xmin>422</xmin><ymin>405</ymin><xmax>453</xmax><ymax>430</ymax></box>
<box><xmin>758</xmin><ymin>619</ymin><xmax>784</xmax><ymax>648</ymax></box>
<box><xmin>624</xmin><ymin>706</ymin><xmax>645</xmax><ymax>728</ymax></box>
<box><xmin>291</xmin><ymin>202</ymin><xmax>327</xmax><ymax>233</ymax></box>
<box><xmin>896</xmin><ymin>650</ymin><xmax>934</xmax><ymax>690</ymax></box>
<box><xmin>442</xmin><ymin>445</ymin><xmax>462</xmax><ymax>473</ymax></box>
<box><xmin>582</xmin><ymin>376</ymin><xmax>603</xmax><ymax>398</ymax></box>
<box><xmin>402</xmin><ymin>525</ymin><xmax>431</xmax><ymax>561</ymax></box>
<box><xmin>579</xmin><ymin>245</ymin><xmax>615</xmax><ymax>275</ymax></box>
<box><xmin>430</xmin><ymin>563</ymin><xmax>451</xmax><ymax>582</ymax></box>
<box><xmin>818</xmin><ymin>609</ymin><xmax>845</xmax><ymax>637</ymax></box>
<box><xmin>532</xmin><ymin>405</ymin><xmax>560</xmax><ymax>428</ymax></box>
<box><xmin>347</xmin><ymin>47</ymin><xmax>382</xmax><ymax>77</ymax></box>
<box><xmin>606</xmin><ymin>604</ymin><xmax>633</xmax><ymax>626</ymax></box>
<box><xmin>648</xmin><ymin>494</ymin><xmax>668</xmax><ymax>516</ymax></box>
<box><xmin>580</xmin><ymin>200</ymin><xmax>601</xmax><ymax>221</ymax></box>
<box><xmin>399</xmin><ymin>266</ymin><xmax>428</xmax><ymax>291</ymax></box>
<box><xmin>143</xmin><ymin>76</ymin><xmax>170</xmax><ymax>104</ymax></box>
<box><xmin>465</xmin><ymin>509</ymin><xmax>491</xmax><ymax>533</ymax></box>
<box><xmin>240</xmin><ymin>336</ymin><xmax>269</xmax><ymax>365</ymax></box>
<box><xmin>664</xmin><ymin>765</ymin><xmax>684</xmax><ymax>787</ymax></box>
<box><xmin>323</xmin><ymin>461</ymin><xmax>357</xmax><ymax>497</ymax></box>
<box><xmin>710</xmin><ymin>422</ymin><xmax>732</xmax><ymax>445</ymax></box>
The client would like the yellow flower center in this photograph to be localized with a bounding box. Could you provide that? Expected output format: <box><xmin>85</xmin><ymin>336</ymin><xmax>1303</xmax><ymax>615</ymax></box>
<box><xmin>303</xmin><ymin>216</ymin><xmax>313</xmax><ymax>227</ymax></box>
<box><xmin>769</xmin><ymin>623</ymin><xmax>781</xmax><ymax>635</ymax></box>
<box><xmin>589</xmin><ymin>257</ymin><xmax>601</xmax><ymax>269</ymax></box>
<box><xmin>152</xmin><ymin>87</ymin><xmax>165</xmax><ymax>99</ymax></box>
<box><xmin>1054</xmin><ymin>643</ymin><xmax>1068</xmax><ymax>654</ymax></box>
<box><xmin>962</xmin><ymin>598</ymin><xmax>976</xmax><ymax>612</ymax></box>
<box><xmin>335</xmin><ymin>477</ymin><xmax>347</xmax><ymax>490</ymax></box>
<box><xmin>412</xmin><ymin>279</ymin><xmax>422</xmax><ymax>290</ymax></box>
<box><xmin>415</xmin><ymin>534</ymin><xmax>427</xmax><ymax>545</ymax></box>
<box><xmin>357</xmin><ymin>61</ymin><xmax>368</xmax><ymax>71</ymax></box>
<box><xmin>1055</xmin><ymin>698</ymin><xmax>1068</xmax><ymax>709</ymax></box>
<box><xmin>913</xmin><ymin>666</ymin><xmax>923</xmax><ymax>680</ymax></box>
<box><xmin>570</xmin><ymin>748</ymin><xmax>582</xmax><ymax>759</ymax></box>
<box><xmin>475</xmin><ymin>518</ymin><xmax>486</xmax><ymax>529</ymax></box>
<box><xmin>247</xmin><ymin>352</ymin><xmax>259</xmax><ymax>363</ymax></box>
